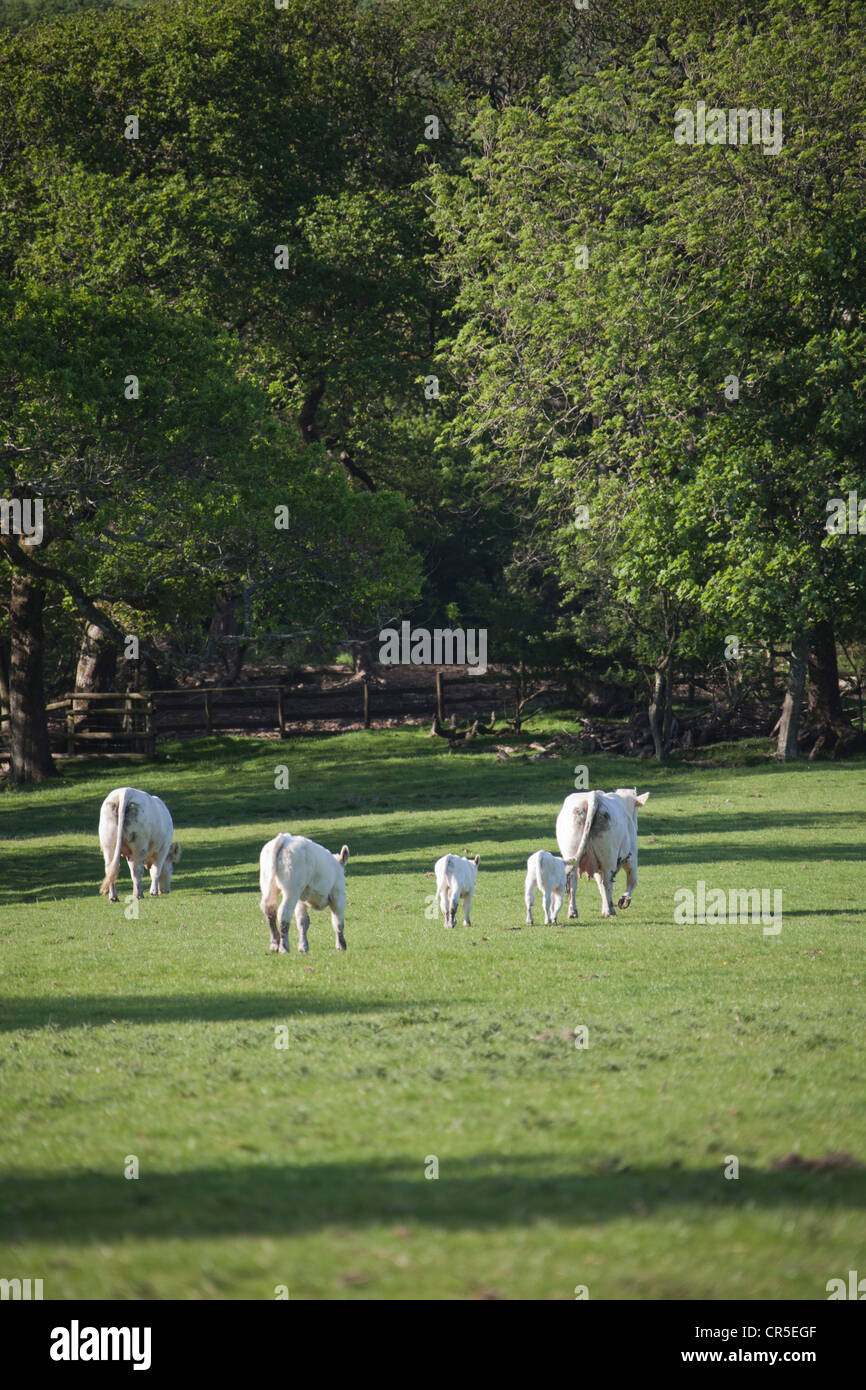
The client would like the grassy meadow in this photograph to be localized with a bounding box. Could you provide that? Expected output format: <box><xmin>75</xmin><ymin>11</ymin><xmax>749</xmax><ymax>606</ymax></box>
<box><xmin>0</xmin><ymin>725</ymin><xmax>864</xmax><ymax>1299</ymax></box>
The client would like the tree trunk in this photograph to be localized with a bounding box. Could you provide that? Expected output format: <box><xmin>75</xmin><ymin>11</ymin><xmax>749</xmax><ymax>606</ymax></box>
<box><xmin>661</xmin><ymin>648</ymin><xmax>675</xmax><ymax>751</ymax></box>
<box><xmin>9</xmin><ymin>570</ymin><xmax>57</xmax><ymax>783</ymax></box>
<box><xmin>73</xmin><ymin>621</ymin><xmax>117</xmax><ymax>727</ymax></box>
<box><xmin>807</xmin><ymin>619</ymin><xmax>853</xmax><ymax>751</ymax></box>
<box><xmin>75</xmin><ymin>620</ymin><xmax>117</xmax><ymax>694</ymax></box>
<box><xmin>0</xmin><ymin>637</ymin><xmax>9</xmax><ymax>723</ymax></box>
<box><xmin>351</xmin><ymin>640</ymin><xmax>376</xmax><ymax>676</ymax></box>
<box><xmin>207</xmin><ymin>590</ymin><xmax>246</xmax><ymax>680</ymax></box>
<box><xmin>648</xmin><ymin>667</ymin><xmax>666</xmax><ymax>760</ymax></box>
<box><xmin>776</xmin><ymin>635</ymin><xmax>808</xmax><ymax>760</ymax></box>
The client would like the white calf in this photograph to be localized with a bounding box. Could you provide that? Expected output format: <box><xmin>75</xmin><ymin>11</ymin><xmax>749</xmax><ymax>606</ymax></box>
<box><xmin>434</xmin><ymin>852</ymin><xmax>480</xmax><ymax>928</ymax></box>
<box><xmin>556</xmin><ymin>788</ymin><xmax>650</xmax><ymax>919</ymax></box>
<box><xmin>259</xmin><ymin>834</ymin><xmax>349</xmax><ymax>954</ymax></box>
<box><xmin>99</xmin><ymin>786</ymin><xmax>181</xmax><ymax>902</ymax></box>
<box><xmin>524</xmin><ymin>850</ymin><xmax>571</xmax><ymax>925</ymax></box>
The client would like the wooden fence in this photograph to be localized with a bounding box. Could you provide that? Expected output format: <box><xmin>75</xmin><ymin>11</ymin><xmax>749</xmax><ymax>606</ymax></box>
<box><xmin>0</xmin><ymin>671</ymin><xmax>518</xmax><ymax>761</ymax></box>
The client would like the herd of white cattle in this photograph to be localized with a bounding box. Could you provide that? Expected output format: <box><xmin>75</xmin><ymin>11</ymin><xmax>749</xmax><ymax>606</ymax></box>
<box><xmin>97</xmin><ymin>784</ymin><xmax>651</xmax><ymax>953</ymax></box>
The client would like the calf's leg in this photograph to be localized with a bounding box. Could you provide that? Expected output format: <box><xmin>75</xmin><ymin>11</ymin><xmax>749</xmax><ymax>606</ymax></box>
<box><xmin>260</xmin><ymin>888</ymin><xmax>281</xmax><ymax>952</ymax></box>
<box><xmin>277</xmin><ymin>890</ymin><xmax>300</xmax><ymax>954</ymax></box>
<box><xmin>524</xmin><ymin>872</ymin><xmax>535</xmax><ymax>925</ymax></box>
<box><xmin>329</xmin><ymin>901</ymin><xmax>347</xmax><ymax>951</ymax></box>
<box><xmin>294</xmin><ymin>902</ymin><xmax>311</xmax><ymax>953</ymax></box>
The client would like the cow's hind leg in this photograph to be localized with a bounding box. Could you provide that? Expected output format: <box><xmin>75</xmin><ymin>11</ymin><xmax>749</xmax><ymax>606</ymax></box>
<box><xmin>276</xmin><ymin>890</ymin><xmax>300</xmax><ymax>954</ymax></box>
<box><xmin>294</xmin><ymin>902</ymin><xmax>311</xmax><ymax>954</ymax></box>
<box><xmin>102</xmin><ymin>855</ymin><xmax>119</xmax><ymax>903</ymax></box>
<box><xmin>329</xmin><ymin>901</ymin><xmax>347</xmax><ymax>952</ymax></box>
<box><xmin>462</xmin><ymin>889</ymin><xmax>473</xmax><ymax>928</ymax></box>
<box><xmin>567</xmin><ymin>865</ymin><xmax>579</xmax><ymax>919</ymax></box>
<box><xmin>260</xmin><ymin>886</ymin><xmax>281</xmax><ymax>952</ymax></box>
<box><xmin>617</xmin><ymin>858</ymin><xmax>637</xmax><ymax>910</ymax></box>
<box><xmin>129</xmin><ymin>858</ymin><xmax>145</xmax><ymax>900</ymax></box>
<box><xmin>446</xmin><ymin>885</ymin><xmax>460</xmax><ymax>928</ymax></box>
<box><xmin>148</xmin><ymin>859</ymin><xmax>160</xmax><ymax>896</ymax></box>
<box><xmin>594</xmin><ymin>870</ymin><xmax>616</xmax><ymax>918</ymax></box>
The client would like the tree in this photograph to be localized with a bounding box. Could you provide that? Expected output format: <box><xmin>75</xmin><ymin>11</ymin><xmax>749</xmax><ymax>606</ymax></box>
<box><xmin>430</xmin><ymin>1</ymin><xmax>866</xmax><ymax>756</ymax></box>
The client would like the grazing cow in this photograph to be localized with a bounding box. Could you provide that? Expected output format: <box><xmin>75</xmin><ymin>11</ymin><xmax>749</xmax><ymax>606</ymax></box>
<box><xmin>434</xmin><ymin>852</ymin><xmax>480</xmax><ymax>928</ymax></box>
<box><xmin>524</xmin><ymin>850</ymin><xmax>572</xmax><ymax>926</ymax></box>
<box><xmin>99</xmin><ymin>786</ymin><xmax>181</xmax><ymax>902</ymax></box>
<box><xmin>556</xmin><ymin>788</ymin><xmax>650</xmax><ymax>919</ymax></box>
<box><xmin>259</xmin><ymin>834</ymin><xmax>349</xmax><ymax>954</ymax></box>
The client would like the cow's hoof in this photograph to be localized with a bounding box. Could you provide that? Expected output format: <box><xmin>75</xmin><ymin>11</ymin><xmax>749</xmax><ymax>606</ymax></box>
<box><xmin>278</xmin><ymin>945</ymin><xmax>289</xmax><ymax>955</ymax></box>
<box><xmin>617</xmin><ymin>895</ymin><xmax>631</xmax><ymax>909</ymax></box>
<box><xmin>567</xmin><ymin>910</ymin><xmax>578</xmax><ymax>920</ymax></box>
<box><xmin>336</xmin><ymin>942</ymin><xmax>347</xmax><ymax>952</ymax></box>
<box><xmin>269</xmin><ymin>943</ymin><xmax>280</xmax><ymax>952</ymax></box>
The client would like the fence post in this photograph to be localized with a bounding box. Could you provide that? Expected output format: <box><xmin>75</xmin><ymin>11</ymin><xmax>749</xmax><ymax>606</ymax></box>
<box><xmin>66</xmin><ymin>701</ymin><xmax>75</xmax><ymax>756</ymax></box>
<box><xmin>146</xmin><ymin>696</ymin><xmax>155</xmax><ymax>758</ymax></box>
<box><xmin>277</xmin><ymin>687</ymin><xmax>286</xmax><ymax>739</ymax></box>
<box><xmin>435</xmin><ymin>670</ymin><xmax>444</xmax><ymax>723</ymax></box>
<box><xmin>205</xmin><ymin>689</ymin><xmax>213</xmax><ymax>735</ymax></box>
<box><xmin>363</xmin><ymin>679</ymin><xmax>370</xmax><ymax>730</ymax></box>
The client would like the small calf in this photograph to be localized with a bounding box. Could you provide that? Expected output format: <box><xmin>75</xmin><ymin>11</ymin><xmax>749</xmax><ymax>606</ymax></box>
<box><xmin>259</xmin><ymin>833</ymin><xmax>349</xmax><ymax>954</ymax></box>
<box><xmin>524</xmin><ymin>850</ymin><xmax>571</xmax><ymax>925</ymax></box>
<box><xmin>434</xmin><ymin>852</ymin><xmax>480</xmax><ymax>928</ymax></box>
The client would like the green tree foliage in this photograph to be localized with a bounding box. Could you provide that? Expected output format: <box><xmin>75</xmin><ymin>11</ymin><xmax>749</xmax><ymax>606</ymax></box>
<box><xmin>431</xmin><ymin>0</ymin><xmax>866</xmax><ymax>752</ymax></box>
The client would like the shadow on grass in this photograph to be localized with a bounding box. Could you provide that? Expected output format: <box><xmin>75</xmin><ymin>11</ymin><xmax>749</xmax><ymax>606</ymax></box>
<box><xmin>1</xmin><ymin>1156</ymin><xmax>864</xmax><ymax>1244</ymax></box>
<box><xmin>0</xmin><ymin>992</ymin><xmax>418</xmax><ymax>1033</ymax></box>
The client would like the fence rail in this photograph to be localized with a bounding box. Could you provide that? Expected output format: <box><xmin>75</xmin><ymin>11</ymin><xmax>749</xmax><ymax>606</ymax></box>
<box><xmin>1</xmin><ymin>672</ymin><xmax>520</xmax><ymax>761</ymax></box>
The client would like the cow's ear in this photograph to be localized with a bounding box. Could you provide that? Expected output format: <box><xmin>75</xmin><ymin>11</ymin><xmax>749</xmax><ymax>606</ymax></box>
<box><xmin>339</xmin><ymin>845</ymin><xmax>349</xmax><ymax>865</ymax></box>
<box><xmin>636</xmin><ymin>792</ymin><xmax>650</xmax><ymax>807</ymax></box>
<box><xmin>473</xmin><ymin>855</ymin><xmax>480</xmax><ymax>867</ymax></box>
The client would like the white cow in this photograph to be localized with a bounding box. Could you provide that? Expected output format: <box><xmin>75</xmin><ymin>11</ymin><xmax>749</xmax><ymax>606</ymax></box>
<box><xmin>259</xmin><ymin>834</ymin><xmax>349</xmax><ymax>954</ymax></box>
<box><xmin>524</xmin><ymin>850</ymin><xmax>572</xmax><ymax>925</ymax></box>
<box><xmin>99</xmin><ymin>786</ymin><xmax>181</xmax><ymax>902</ymax></box>
<box><xmin>434</xmin><ymin>852</ymin><xmax>480</xmax><ymax>928</ymax></box>
<box><xmin>556</xmin><ymin>788</ymin><xmax>650</xmax><ymax>919</ymax></box>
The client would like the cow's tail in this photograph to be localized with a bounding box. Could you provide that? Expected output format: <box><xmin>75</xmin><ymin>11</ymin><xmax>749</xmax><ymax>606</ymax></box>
<box><xmin>570</xmin><ymin>790</ymin><xmax>598</xmax><ymax>870</ymax></box>
<box><xmin>259</xmin><ymin>834</ymin><xmax>283</xmax><ymax>912</ymax></box>
<box><xmin>100</xmin><ymin>786</ymin><xmax>130</xmax><ymax>895</ymax></box>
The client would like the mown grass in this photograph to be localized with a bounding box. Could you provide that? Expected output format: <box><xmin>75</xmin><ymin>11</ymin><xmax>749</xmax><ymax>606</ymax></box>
<box><xmin>0</xmin><ymin>727</ymin><xmax>864</xmax><ymax>1299</ymax></box>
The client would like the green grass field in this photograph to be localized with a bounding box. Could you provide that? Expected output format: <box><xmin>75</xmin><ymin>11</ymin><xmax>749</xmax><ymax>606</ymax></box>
<box><xmin>1</xmin><ymin>727</ymin><xmax>864</xmax><ymax>1300</ymax></box>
